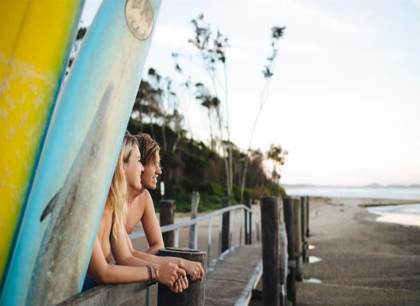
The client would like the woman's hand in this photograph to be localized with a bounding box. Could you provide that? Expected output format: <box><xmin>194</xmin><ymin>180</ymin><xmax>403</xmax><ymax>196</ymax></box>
<box><xmin>171</xmin><ymin>270</ymin><xmax>189</xmax><ymax>293</ymax></box>
<box><xmin>157</xmin><ymin>262</ymin><xmax>189</xmax><ymax>293</ymax></box>
<box><xmin>180</xmin><ymin>259</ymin><xmax>205</xmax><ymax>281</ymax></box>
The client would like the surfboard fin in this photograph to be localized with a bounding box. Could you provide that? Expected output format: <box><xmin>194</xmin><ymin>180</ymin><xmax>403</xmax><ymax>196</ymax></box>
<box><xmin>40</xmin><ymin>190</ymin><xmax>60</xmax><ymax>222</ymax></box>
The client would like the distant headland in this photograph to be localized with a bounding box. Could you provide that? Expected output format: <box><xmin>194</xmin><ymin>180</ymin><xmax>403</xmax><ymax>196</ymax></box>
<box><xmin>283</xmin><ymin>183</ymin><xmax>420</xmax><ymax>189</ymax></box>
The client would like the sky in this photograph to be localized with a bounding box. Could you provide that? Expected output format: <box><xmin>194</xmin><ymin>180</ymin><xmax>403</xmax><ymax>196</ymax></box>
<box><xmin>81</xmin><ymin>0</ymin><xmax>420</xmax><ymax>186</ymax></box>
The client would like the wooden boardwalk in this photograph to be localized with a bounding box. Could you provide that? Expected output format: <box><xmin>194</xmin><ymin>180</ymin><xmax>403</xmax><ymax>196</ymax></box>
<box><xmin>205</xmin><ymin>244</ymin><xmax>262</xmax><ymax>306</ymax></box>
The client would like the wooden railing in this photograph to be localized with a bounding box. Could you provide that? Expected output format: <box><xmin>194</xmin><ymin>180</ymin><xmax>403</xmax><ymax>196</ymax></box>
<box><xmin>58</xmin><ymin>282</ymin><xmax>153</xmax><ymax>306</ymax></box>
<box><xmin>130</xmin><ymin>202</ymin><xmax>254</xmax><ymax>265</ymax></box>
<box><xmin>59</xmin><ymin>201</ymin><xmax>255</xmax><ymax>306</ymax></box>
<box><xmin>59</xmin><ymin>195</ymin><xmax>311</xmax><ymax>306</ymax></box>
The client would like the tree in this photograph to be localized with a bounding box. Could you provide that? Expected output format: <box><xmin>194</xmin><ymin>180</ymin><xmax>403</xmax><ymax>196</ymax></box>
<box><xmin>194</xmin><ymin>82</ymin><xmax>219</xmax><ymax>149</ymax></box>
<box><xmin>267</xmin><ymin>144</ymin><xmax>288</xmax><ymax>182</ymax></box>
<box><xmin>131</xmin><ymin>68</ymin><xmax>184</xmax><ymax>151</ymax></box>
<box><xmin>171</xmin><ymin>52</ymin><xmax>194</xmax><ymax>139</ymax></box>
<box><xmin>189</xmin><ymin>14</ymin><xmax>234</xmax><ymax>203</ymax></box>
<box><xmin>240</xmin><ymin>26</ymin><xmax>286</xmax><ymax>202</ymax></box>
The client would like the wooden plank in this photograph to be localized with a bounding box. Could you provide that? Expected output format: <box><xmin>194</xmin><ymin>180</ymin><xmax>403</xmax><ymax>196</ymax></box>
<box><xmin>205</xmin><ymin>244</ymin><xmax>262</xmax><ymax>306</ymax></box>
<box><xmin>57</xmin><ymin>282</ymin><xmax>153</xmax><ymax>306</ymax></box>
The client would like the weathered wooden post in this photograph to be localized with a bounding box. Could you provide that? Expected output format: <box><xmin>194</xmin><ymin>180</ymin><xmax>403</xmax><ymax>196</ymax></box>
<box><xmin>306</xmin><ymin>196</ymin><xmax>310</xmax><ymax>237</ymax></box>
<box><xmin>300</xmin><ymin>196</ymin><xmax>309</xmax><ymax>263</ymax></box>
<box><xmin>278</xmin><ymin>197</ymin><xmax>288</xmax><ymax>306</ymax></box>
<box><xmin>160</xmin><ymin>199</ymin><xmax>175</xmax><ymax>247</ymax></box>
<box><xmin>283</xmin><ymin>197</ymin><xmax>296</xmax><ymax>305</ymax></box>
<box><xmin>292</xmin><ymin>197</ymin><xmax>304</xmax><ymax>281</ymax></box>
<box><xmin>245</xmin><ymin>199</ymin><xmax>253</xmax><ymax>245</ymax></box>
<box><xmin>261</xmin><ymin>197</ymin><xmax>284</xmax><ymax>306</ymax></box>
<box><xmin>189</xmin><ymin>192</ymin><xmax>200</xmax><ymax>249</ymax></box>
<box><xmin>221</xmin><ymin>198</ymin><xmax>230</xmax><ymax>253</ymax></box>
<box><xmin>157</xmin><ymin>248</ymin><xmax>206</xmax><ymax>306</ymax></box>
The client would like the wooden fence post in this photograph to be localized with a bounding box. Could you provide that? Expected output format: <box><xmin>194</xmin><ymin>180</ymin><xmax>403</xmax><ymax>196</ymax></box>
<box><xmin>261</xmin><ymin>197</ymin><xmax>282</xmax><ymax>306</ymax></box>
<box><xmin>300</xmin><ymin>196</ymin><xmax>309</xmax><ymax>263</ymax></box>
<box><xmin>221</xmin><ymin>198</ymin><xmax>230</xmax><ymax>253</ymax></box>
<box><xmin>157</xmin><ymin>248</ymin><xmax>206</xmax><ymax>306</ymax></box>
<box><xmin>278</xmin><ymin>197</ymin><xmax>288</xmax><ymax>306</ymax></box>
<box><xmin>189</xmin><ymin>192</ymin><xmax>200</xmax><ymax>249</ymax></box>
<box><xmin>245</xmin><ymin>199</ymin><xmax>253</xmax><ymax>245</ymax></box>
<box><xmin>292</xmin><ymin>197</ymin><xmax>303</xmax><ymax>281</ymax></box>
<box><xmin>283</xmin><ymin>197</ymin><xmax>296</xmax><ymax>305</ymax></box>
<box><xmin>160</xmin><ymin>199</ymin><xmax>175</xmax><ymax>247</ymax></box>
<box><xmin>306</xmin><ymin>196</ymin><xmax>310</xmax><ymax>237</ymax></box>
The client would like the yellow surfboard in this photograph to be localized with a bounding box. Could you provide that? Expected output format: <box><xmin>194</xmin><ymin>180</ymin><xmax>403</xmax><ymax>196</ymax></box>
<box><xmin>0</xmin><ymin>0</ymin><xmax>84</xmax><ymax>283</ymax></box>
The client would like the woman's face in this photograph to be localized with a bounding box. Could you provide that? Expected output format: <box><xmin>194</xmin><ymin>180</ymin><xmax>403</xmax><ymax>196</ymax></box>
<box><xmin>124</xmin><ymin>145</ymin><xmax>144</xmax><ymax>192</ymax></box>
<box><xmin>141</xmin><ymin>151</ymin><xmax>162</xmax><ymax>190</ymax></box>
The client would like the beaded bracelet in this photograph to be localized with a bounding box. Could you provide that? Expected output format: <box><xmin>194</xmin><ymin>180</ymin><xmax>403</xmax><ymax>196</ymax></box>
<box><xmin>146</xmin><ymin>266</ymin><xmax>153</xmax><ymax>282</ymax></box>
<box><xmin>147</xmin><ymin>265</ymin><xmax>158</xmax><ymax>282</ymax></box>
<box><xmin>151</xmin><ymin>266</ymin><xmax>158</xmax><ymax>281</ymax></box>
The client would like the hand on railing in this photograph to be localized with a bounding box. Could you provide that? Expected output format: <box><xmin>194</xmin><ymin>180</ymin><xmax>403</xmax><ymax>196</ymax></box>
<box><xmin>179</xmin><ymin>259</ymin><xmax>205</xmax><ymax>281</ymax></box>
<box><xmin>157</xmin><ymin>262</ymin><xmax>189</xmax><ymax>293</ymax></box>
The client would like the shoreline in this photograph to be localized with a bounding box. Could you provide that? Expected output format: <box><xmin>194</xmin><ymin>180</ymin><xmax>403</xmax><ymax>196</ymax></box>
<box><xmin>295</xmin><ymin>196</ymin><xmax>420</xmax><ymax>306</ymax></box>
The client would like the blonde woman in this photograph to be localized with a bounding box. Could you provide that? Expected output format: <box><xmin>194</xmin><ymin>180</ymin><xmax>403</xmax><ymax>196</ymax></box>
<box><xmin>111</xmin><ymin>133</ymin><xmax>204</xmax><ymax>281</ymax></box>
<box><xmin>83</xmin><ymin>133</ymin><xmax>188</xmax><ymax>292</ymax></box>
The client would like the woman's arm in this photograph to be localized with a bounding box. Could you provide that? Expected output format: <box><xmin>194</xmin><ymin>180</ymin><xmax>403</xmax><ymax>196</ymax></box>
<box><xmin>131</xmin><ymin>249</ymin><xmax>205</xmax><ymax>281</ymax></box>
<box><xmin>88</xmin><ymin>237</ymin><xmax>150</xmax><ymax>284</ymax></box>
<box><xmin>116</xmin><ymin>223</ymin><xmax>204</xmax><ymax>281</ymax></box>
<box><xmin>141</xmin><ymin>190</ymin><xmax>164</xmax><ymax>254</ymax></box>
<box><xmin>110</xmin><ymin>224</ymin><xmax>189</xmax><ymax>290</ymax></box>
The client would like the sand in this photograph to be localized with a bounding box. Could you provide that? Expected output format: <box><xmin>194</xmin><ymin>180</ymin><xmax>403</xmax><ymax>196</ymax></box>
<box><xmin>295</xmin><ymin>197</ymin><xmax>420</xmax><ymax>306</ymax></box>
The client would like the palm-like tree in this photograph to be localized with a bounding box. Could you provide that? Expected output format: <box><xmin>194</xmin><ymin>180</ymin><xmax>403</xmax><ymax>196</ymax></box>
<box><xmin>194</xmin><ymin>82</ymin><xmax>220</xmax><ymax>150</ymax></box>
<box><xmin>267</xmin><ymin>144</ymin><xmax>287</xmax><ymax>182</ymax></box>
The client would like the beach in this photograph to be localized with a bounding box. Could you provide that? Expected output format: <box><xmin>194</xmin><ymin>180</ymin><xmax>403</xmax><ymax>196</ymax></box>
<box><xmin>126</xmin><ymin>195</ymin><xmax>420</xmax><ymax>306</ymax></box>
<box><xmin>294</xmin><ymin>197</ymin><xmax>420</xmax><ymax>306</ymax></box>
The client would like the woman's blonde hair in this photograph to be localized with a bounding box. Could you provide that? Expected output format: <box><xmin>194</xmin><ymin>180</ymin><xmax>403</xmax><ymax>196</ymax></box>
<box><xmin>107</xmin><ymin>132</ymin><xmax>139</xmax><ymax>238</ymax></box>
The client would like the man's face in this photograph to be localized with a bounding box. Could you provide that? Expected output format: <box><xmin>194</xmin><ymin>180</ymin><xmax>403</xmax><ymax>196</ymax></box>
<box><xmin>141</xmin><ymin>151</ymin><xmax>162</xmax><ymax>190</ymax></box>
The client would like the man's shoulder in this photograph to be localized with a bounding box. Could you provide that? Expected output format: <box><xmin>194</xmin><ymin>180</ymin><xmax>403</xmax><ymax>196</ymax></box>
<box><xmin>134</xmin><ymin>189</ymin><xmax>153</xmax><ymax>206</ymax></box>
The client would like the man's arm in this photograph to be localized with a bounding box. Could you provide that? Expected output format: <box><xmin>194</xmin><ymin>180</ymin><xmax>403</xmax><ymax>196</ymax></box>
<box><xmin>141</xmin><ymin>190</ymin><xmax>164</xmax><ymax>254</ymax></box>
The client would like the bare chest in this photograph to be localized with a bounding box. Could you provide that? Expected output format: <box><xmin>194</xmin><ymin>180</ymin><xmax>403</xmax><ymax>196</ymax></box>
<box><xmin>126</xmin><ymin>199</ymin><xmax>145</xmax><ymax>233</ymax></box>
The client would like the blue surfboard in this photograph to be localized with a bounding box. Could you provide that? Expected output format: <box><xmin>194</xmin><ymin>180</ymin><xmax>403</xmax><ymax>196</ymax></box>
<box><xmin>0</xmin><ymin>0</ymin><xmax>162</xmax><ymax>305</ymax></box>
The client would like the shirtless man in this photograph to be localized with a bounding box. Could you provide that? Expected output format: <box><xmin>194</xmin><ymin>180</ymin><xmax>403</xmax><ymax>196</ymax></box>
<box><xmin>111</xmin><ymin>133</ymin><xmax>204</xmax><ymax>281</ymax></box>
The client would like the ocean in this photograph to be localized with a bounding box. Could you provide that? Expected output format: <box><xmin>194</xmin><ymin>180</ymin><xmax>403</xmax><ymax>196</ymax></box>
<box><xmin>285</xmin><ymin>185</ymin><xmax>420</xmax><ymax>227</ymax></box>
<box><xmin>285</xmin><ymin>186</ymin><xmax>420</xmax><ymax>201</ymax></box>
<box><xmin>367</xmin><ymin>204</ymin><xmax>420</xmax><ymax>227</ymax></box>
